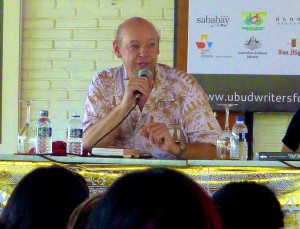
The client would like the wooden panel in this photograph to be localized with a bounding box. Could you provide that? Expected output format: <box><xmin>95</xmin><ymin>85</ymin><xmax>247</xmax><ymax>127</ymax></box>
<box><xmin>174</xmin><ymin>0</ymin><xmax>188</xmax><ymax>72</ymax></box>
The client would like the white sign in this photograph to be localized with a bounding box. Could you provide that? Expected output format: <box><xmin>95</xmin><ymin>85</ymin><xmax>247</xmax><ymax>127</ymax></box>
<box><xmin>188</xmin><ymin>0</ymin><xmax>300</xmax><ymax>75</ymax></box>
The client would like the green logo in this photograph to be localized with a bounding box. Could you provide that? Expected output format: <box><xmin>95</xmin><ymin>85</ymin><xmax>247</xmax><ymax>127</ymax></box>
<box><xmin>241</xmin><ymin>12</ymin><xmax>267</xmax><ymax>31</ymax></box>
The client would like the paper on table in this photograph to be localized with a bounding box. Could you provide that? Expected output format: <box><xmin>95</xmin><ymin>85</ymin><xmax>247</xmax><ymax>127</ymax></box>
<box><xmin>91</xmin><ymin>147</ymin><xmax>152</xmax><ymax>158</ymax></box>
<box><xmin>91</xmin><ymin>147</ymin><xmax>124</xmax><ymax>156</ymax></box>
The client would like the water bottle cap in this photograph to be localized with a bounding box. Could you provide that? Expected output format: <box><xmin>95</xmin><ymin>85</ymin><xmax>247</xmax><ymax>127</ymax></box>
<box><xmin>236</xmin><ymin>116</ymin><xmax>245</xmax><ymax>121</ymax></box>
<box><xmin>40</xmin><ymin>110</ymin><xmax>49</xmax><ymax>117</ymax></box>
<box><xmin>72</xmin><ymin>113</ymin><xmax>80</xmax><ymax>118</ymax></box>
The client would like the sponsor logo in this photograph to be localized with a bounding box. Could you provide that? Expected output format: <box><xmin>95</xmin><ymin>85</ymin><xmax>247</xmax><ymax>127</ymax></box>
<box><xmin>238</xmin><ymin>36</ymin><xmax>267</xmax><ymax>58</ymax></box>
<box><xmin>291</xmin><ymin>38</ymin><xmax>298</xmax><ymax>48</ymax></box>
<box><xmin>241</xmin><ymin>12</ymin><xmax>267</xmax><ymax>31</ymax></box>
<box><xmin>196</xmin><ymin>15</ymin><xmax>230</xmax><ymax>27</ymax></box>
<box><xmin>195</xmin><ymin>34</ymin><xmax>213</xmax><ymax>57</ymax></box>
<box><xmin>276</xmin><ymin>16</ymin><xmax>300</xmax><ymax>25</ymax></box>
<box><xmin>244</xmin><ymin>36</ymin><xmax>262</xmax><ymax>50</ymax></box>
<box><xmin>278</xmin><ymin>38</ymin><xmax>300</xmax><ymax>56</ymax></box>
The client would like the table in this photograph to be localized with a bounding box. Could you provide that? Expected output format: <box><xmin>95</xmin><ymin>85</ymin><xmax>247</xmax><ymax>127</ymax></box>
<box><xmin>0</xmin><ymin>154</ymin><xmax>299</xmax><ymax>228</ymax></box>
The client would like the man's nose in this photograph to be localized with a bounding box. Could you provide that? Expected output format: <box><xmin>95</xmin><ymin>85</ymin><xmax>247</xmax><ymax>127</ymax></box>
<box><xmin>139</xmin><ymin>46</ymin><xmax>149</xmax><ymax>56</ymax></box>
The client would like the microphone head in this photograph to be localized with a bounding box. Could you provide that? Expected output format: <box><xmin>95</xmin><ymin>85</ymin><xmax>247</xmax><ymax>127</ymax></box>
<box><xmin>138</xmin><ymin>69</ymin><xmax>153</xmax><ymax>80</ymax></box>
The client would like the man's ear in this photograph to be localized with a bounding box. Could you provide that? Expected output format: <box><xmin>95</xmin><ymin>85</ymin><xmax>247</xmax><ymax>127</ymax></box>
<box><xmin>113</xmin><ymin>40</ymin><xmax>122</xmax><ymax>58</ymax></box>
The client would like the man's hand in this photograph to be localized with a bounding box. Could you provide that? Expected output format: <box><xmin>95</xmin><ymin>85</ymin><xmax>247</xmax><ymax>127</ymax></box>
<box><xmin>121</xmin><ymin>76</ymin><xmax>152</xmax><ymax>109</ymax></box>
<box><xmin>139</xmin><ymin>122</ymin><xmax>179</xmax><ymax>155</ymax></box>
<box><xmin>140</xmin><ymin>121</ymin><xmax>219</xmax><ymax>160</ymax></box>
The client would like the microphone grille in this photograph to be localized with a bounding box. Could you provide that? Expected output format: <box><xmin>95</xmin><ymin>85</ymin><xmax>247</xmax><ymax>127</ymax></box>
<box><xmin>138</xmin><ymin>69</ymin><xmax>153</xmax><ymax>80</ymax></box>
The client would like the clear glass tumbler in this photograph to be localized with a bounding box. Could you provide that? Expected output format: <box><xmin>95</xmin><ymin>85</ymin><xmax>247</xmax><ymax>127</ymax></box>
<box><xmin>216</xmin><ymin>103</ymin><xmax>238</xmax><ymax>159</ymax></box>
<box><xmin>17</xmin><ymin>100</ymin><xmax>37</xmax><ymax>153</ymax></box>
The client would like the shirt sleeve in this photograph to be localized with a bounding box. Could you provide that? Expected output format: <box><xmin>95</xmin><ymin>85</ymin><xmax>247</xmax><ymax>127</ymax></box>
<box><xmin>282</xmin><ymin>109</ymin><xmax>300</xmax><ymax>151</ymax></box>
<box><xmin>182</xmin><ymin>79</ymin><xmax>222</xmax><ymax>145</ymax></box>
<box><xmin>82</xmin><ymin>72</ymin><xmax>113</xmax><ymax>132</ymax></box>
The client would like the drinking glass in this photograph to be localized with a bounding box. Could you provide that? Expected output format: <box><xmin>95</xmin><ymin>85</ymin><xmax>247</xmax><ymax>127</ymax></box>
<box><xmin>17</xmin><ymin>100</ymin><xmax>37</xmax><ymax>153</ymax></box>
<box><xmin>216</xmin><ymin>103</ymin><xmax>238</xmax><ymax>159</ymax></box>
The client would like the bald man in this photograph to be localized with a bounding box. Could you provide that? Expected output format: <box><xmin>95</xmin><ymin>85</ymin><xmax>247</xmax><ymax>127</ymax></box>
<box><xmin>83</xmin><ymin>17</ymin><xmax>221</xmax><ymax>159</ymax></box>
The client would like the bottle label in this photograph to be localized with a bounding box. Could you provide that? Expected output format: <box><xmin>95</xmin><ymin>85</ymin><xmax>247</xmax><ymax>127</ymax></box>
<box><xmin>37</xmin><ymin>127</ymin><xmax>52</xmax><ymax>137</ymax></box>
<box><xmin>69</xmin><ymin>128</ymin><xmax>83</xmax><ymax>138</ymax></box>
<box><xmin>238</xmin><ymin>133</ymin><xmax>247</xmax><ymax>142</ymax></box>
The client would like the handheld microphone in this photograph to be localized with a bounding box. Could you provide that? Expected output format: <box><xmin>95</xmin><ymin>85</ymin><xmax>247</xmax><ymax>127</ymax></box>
<box><xmin>138</xmin><ymin>69</ymin><xmax>153</xmax><ymax>80</ymax></box>
<box><xmin>134</xmin><ymin>69</ymin><xmax>153</xmax><ymax>103</ymax></box>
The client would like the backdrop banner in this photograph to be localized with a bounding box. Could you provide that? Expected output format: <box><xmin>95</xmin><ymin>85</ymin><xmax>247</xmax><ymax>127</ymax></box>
<box><xmin>188</xmin><ymin>0</ymin><xmax>300</xmax><ymax>112</ymax></box>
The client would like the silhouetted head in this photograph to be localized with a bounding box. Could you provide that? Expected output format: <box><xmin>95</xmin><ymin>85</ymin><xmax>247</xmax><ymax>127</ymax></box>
<box><xmin>86</xmin><ymin>167</ymin><xmax>223</xmax><ymax>229</ymax></box>
<box><xmin>1</xmin><ymin>165</ymin><xmax>89</xmax><ymax>229</ymax></box>
<box><xmin>212</xmin><ymin>181</ymin><xmax>284</xmax><ymax>229</ymax></box>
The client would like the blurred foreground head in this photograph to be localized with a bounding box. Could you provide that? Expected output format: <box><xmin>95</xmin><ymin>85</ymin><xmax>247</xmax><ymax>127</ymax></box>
<box><xmin>1</xmin><ymin>165</ymin><xmax>89</xmax><ymax>229</ymax></box>
<box><xmin>86</xmin><ymin>167</ymin><xmax>223</xmax><ymax>229</ymax></box>
<box><xmin>212</xmin><ymin>181</ymin><xmax>284</xmax><ymax>229</ymax></box>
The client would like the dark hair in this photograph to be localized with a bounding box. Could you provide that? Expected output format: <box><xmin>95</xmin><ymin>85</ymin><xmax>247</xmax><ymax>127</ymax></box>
<box><xmin>86</xmin><ymin>167</ymin><xmax>223</xmax><ymax>229</ymax></box>
<box><xmin>0</xmin><ymin>220</ymin><xmax>7</xmax><ymax>229</ymax></box>
<box><xmin>1</xmin><ymin>165</ymin><xmax>89</xmax><ymax>229</ymax></box>
<box><xmin>212</xmin><ymin>181</ymin><xmax>284</xmax><ymax>229</ymax></box>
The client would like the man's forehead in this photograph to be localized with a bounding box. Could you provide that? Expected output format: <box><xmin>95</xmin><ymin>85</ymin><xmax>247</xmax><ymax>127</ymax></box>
<box><xmin>127</xmin><ymin>38</ymin><xmax>157</xmax><ymax>43</ymax></box>
<box><xmin>120</xmin><ymin>23</ymin><xmax>158</xmax><ymax>37</ymax></box>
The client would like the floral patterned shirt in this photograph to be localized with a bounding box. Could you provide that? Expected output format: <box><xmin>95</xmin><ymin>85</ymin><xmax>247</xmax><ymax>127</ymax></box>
<box><xmin>83</xmin><ymin>63</ymin><xmax>221</xmax><ymax>159</ymax></box>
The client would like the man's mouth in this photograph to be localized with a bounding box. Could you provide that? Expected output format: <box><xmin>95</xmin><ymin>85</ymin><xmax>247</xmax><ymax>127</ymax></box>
<box><xmin>138</xmin><ymin>62</ymin><xmax>149</xmax><ymax>68</ymax></box>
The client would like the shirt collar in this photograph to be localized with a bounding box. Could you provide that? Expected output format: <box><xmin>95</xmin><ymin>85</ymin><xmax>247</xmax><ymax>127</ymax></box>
<box><xmin>151</xmin><ymin>64</ymin><xmax>175</xmax><ymax>102</ymax></box>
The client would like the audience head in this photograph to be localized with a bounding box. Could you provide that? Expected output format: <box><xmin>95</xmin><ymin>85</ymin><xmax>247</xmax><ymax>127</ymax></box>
<box><xmin>86</xmin><ymin>167</ymin><xmax>223</xmax><ymax>229</ymax></box>
<box><xmin>66</xmin><ymin>192</ymin><xmax>104</xmax><ymax>229</ymax></box>
<box><xmin>1</xmin><ymin>165</ymin><xmax>89</xmax><ymax>229</ymax></box>
<box><xmin>212</xmin><ymin>181</ymin><xmax>284</xmax><ymax>229</ymax></box>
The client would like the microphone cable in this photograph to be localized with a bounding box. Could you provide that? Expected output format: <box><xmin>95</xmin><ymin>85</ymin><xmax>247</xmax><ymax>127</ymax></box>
<box><xmin>87</xmin><ymin>96</ymin><xmax>141</xmax><ymax>157</ymax></box>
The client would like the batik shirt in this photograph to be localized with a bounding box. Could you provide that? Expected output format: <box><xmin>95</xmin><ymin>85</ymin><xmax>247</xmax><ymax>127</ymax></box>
<box><xmin>83</xmin><ymin>63</ymin><xmax>221</xmax><ymax>159</ymax></box>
